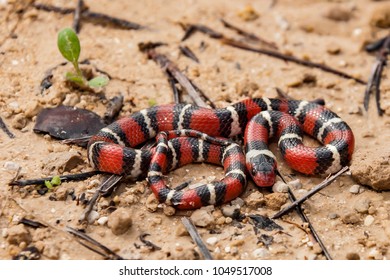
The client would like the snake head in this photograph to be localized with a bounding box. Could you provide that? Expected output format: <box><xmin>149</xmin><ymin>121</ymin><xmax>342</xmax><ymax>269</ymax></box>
<box><xmin>248</xmin><ymin>154</ymin><xmax>277</xmax><ymax>187</ymax></box>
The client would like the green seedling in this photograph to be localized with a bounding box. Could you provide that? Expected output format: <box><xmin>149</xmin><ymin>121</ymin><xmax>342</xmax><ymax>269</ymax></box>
<box><xmin>57</xmin><ymin>28</ymin><xmax>109</xmax><ymax>89</ymax></box>
<box><xmin>44</xmin><ymin>175</ymin><xmax>62</xmax><ymax>190</ymax></box>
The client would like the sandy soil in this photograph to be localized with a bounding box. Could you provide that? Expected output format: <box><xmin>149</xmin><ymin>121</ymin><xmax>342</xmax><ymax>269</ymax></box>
<box><xmin>1</xmin><ymin>0</ymin><xmax>390</xmax><ymax>260</ymax></box>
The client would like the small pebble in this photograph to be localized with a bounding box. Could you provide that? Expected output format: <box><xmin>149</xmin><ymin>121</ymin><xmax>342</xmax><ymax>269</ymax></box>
<box><xmin>206</xmin><ymin>237</ymin><xmax>218</xmax><ymax>246</ymax></box>
<box><xmin>265</xmin><ymin>193</ymin><xmax>288</xmax><ymax>211</ymax></box>
<box><xmin>4</xmin><ymin>161</ymin><xmax>20</xmax><ymax>171</ymax></box>
<box><xmin>107</xmin><ymin>208</ymin><xmax>133</xmax><ymax>235</ymax></box>
<box><xmin>145</xmin><ymin>194</ymin><xmax>159</xmax><ymax>212</ymax></box>
<box><xmin>231</xmin><ymin>197</ymin><xmax>245</xmax><ymax>207</ymax></box>
<box><xmin>6</xmin><ymin>224</ymin><xmax>32</xmax><ymax>245</ymax></box>
<box><xmin>272</xmin><ymin>181</ymin><xmax>289</xmax><ymax>193</ymax></box>
<box><xmin>341</xmin><ymin>212</ymin><xmax>361</xmax><ymax>224</ymax></box>
<box><xmin>288</xmin><ymin>179</ymin><xmax>302</xmax><ymax>189</ymax></box>
<box><xmin>221</xmin><ymin>204</ymin><xmax>240</xmax><ymax>218</ymax></box>
<box><xmin>346</xmin><ymin>252</ymin><xmax>360</xmax><ymax>260</ymax></box>
<box><xmin>97</xmin><ymin>216</ymin><xmax>108</xmax><ymax>226</ymax></box>
<box><xmin>245</xmin><ymin>192</ymin><xmax>265</xmax><ymax>208</ymax></box>
<box><xmin>349</xmin><ymin>185</ymin><xmax>361</xmax><ymax>194</ymax></box>
<box><xmin>190</xmin><ymin>208</ymin><xmax>215</xmax><ymax>227</ymax></box>
<box><xmin>163</xmin><ymin>205</ymin><xmax>176</xmax><ymax>216</ymax></box>
<box><xmin>252</xmin><ymin>248</ymin><xmax>269</xmax><ymax>258</ymax></box>
<box><xmin>328</xmin><ymin>213</ymin><xmax>339</xmax><ymax>219</ymax></box>
<box><xmin>87</xmin><ymin>210</ymin><xmax>100</xmax><ymax>224</ymax></box>
<box><xmin>354</xmin><ymin>198</ymin><xmax>371</xmax><ymax>214</ymax></box>
<box><xmin>364</xmin><ymin>215</ymin><xmax>375</xmax><ymax>226</ymax></box>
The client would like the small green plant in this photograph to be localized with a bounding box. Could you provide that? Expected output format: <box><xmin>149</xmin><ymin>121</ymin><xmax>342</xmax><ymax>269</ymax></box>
<box><xmin>57</xmin><ymin>27</ymin><xmax>109</xmax><ymax>89</ymax></box>
<box><xmin>44</xmin><ymin>175</ymin><xmax>62</xmax><ymax>190</ymax></box>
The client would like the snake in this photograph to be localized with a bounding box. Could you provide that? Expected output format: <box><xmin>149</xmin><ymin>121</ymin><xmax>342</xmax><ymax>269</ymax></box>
<box><xmin>87</xmin><ymin>98</ymin><xmax>355</xmax><ymax>210</ymax></box>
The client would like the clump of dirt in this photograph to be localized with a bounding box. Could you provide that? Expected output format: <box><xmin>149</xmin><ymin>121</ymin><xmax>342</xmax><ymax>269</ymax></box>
<box><xmin>1</xmin><ymin>0</ymin><xmax>390</xmax><ymax>260</ymax></box>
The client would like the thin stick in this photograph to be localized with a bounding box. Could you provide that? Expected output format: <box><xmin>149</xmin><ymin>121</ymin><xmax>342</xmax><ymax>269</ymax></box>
<box><xmin>286</xmin><ymin>188</ymin><xmax>332</xmax><ymax>260</ymax></box>
<box><xmin>32</xmin><ymin>3</ymin><xmax>145</xmax><ymax>30</ymax></box>
<box><xmin>66</xmin><ymin>226</ymin><xmax>124</xmax><ymax>259</ymax></box>
<box><xmin>363</xmin><ymin>34</ymin><xmax>389</xmax><ymax>116</ymax></box>
<box><xmin>179</xmin><ymin>45</ymin><xmax>200</xmax><ymax>63</ymax></box>
<box><xmin>143</xmin><ymin>48</ymin><xmax>211</xmax><ymax>108</ymax></box>
<box><xmin>272</xmin><ymin>166</ymin><xmax>349</xmax><ymax>219</ymax></box>
<box><xmin>73</xmin><ymin>0</ymin><xmax>84</xmax><ymax>33</ymax></box>
<box><xmin>220</xmin><ymin>19</ymin><xmax>278</xmax><ymax>50</ymax></box>
<box><xmin>181</xmin><ymin>24</ymin><xmax>366</xmax><ymax>85</ymax></box>
<box><xmin>79</xmin><ymin>174</ymin><xmax>123</xmax><ymax>223</ymax></box>
<box><xmin>181</xmin><ymin>217</ymin><xmax>213</xmax><ymax>260</ymax></box>
<box><xmin>0</xmin><ymin>116</ymin><xmax>15</xmax><ymax>138</ymax></box>
<box><xmin>9</xmin><ymin>171</ymin><xmax>102</xmax><ymax>186</ymax></box>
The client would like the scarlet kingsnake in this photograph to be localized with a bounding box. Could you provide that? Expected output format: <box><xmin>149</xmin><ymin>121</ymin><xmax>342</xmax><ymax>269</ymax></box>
<box><xmin>87</xmin><ymin>98</ymin><xmax>355</xmax><ymax>210</ymax></box>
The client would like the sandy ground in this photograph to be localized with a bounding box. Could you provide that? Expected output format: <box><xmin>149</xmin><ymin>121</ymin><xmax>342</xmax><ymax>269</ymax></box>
<box><xmin>1</xmin><ymin>0</ymin><xmax>390</xmax><ymax>260</ymax></box>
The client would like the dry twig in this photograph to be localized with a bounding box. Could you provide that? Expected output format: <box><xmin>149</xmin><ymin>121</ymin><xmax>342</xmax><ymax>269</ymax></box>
<box><xmin>181</xmin><ymin>24</ymin><xmax>366</xmax><ymax>85</ymax></box>
<box><xmin>181</xmin><ymin>217</ymin><xmax>213</xmax><ymax>260</ymax></box>
<box><xmin>363</xmin><ymin>34</ymin><xmax>390</xmax><ymax>116</ymax></box>
<box><xmin>272</xmin><ymin>166</ymin><xmax>349</xmax><ymax>219</ymax></box>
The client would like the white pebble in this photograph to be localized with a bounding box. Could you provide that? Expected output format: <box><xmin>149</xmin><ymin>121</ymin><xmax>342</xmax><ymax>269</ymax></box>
<box><xmin>272</xmin><ymin>181</ymin><xmax>289</xmax><ymax>193</ymax></box>
<box><xmin>2</xmin><ymin>228</ymin><xmax>8</xmax><ymax>238</ymax></box>
<box><xmin>349</xmin><ymin>185</ymin><xmax>361</xmax><ymax>194</ymax></box>
<box><xmin>4</xmin><ymin>161</ymin><xmax>20</xmax><ymax>171</ymax></box>
<box><xmin>206</xmin><ymin>237</ymin><xmax>218</xmax><ymax>246</ymax></box>
<box><xmin>231</xmin><ymin>197</ymin><xmax>245</xmax><ymax>207</ymax></box>
<box><xmin>364</xmin><ymin>215</ymin><xmax>375</xmax><ymax>226</ymax></box>
<box><xmin>97</xmin><ymin>216</ymin><xmax>108</xmax><ymax>226</ymax></box>
<box><xmin>87</xmin><ymin>210</ymin><xmax>100</xmax><ymax>224</ymax></box>
<box><xmin>288</xmin><ymin>179</ymin><xmax>302</xmax><ymax>189</ymax></box>
<box><xmin>224</xmin><ymin>246</ymin><xmax>231</xmax><ymax>253</ymax></box>
<box><xmin>252</xmin><ymin>248</ymin><xmax>269</xmax><ymax>258</ymax></box>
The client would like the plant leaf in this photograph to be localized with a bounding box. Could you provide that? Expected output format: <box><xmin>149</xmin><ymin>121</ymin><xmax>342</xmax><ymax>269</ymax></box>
<box><xmin>51</xmin><ymin>176</ymin><xmax>61</xmax><ymax>186</ymax></box>
<box><xmin>87</xmin><ymin>75</ymin><xmax>109</xmax><ymax>88</ymax></box>
<box><xmin>57</xmin><ymin>28</ymin><xmax>80</xmax><ymax>63</ymax></box>
<box><xmin>65</xmin><ymin>72</ymin><xmax>85</xmax><ymax>85</ymax></box>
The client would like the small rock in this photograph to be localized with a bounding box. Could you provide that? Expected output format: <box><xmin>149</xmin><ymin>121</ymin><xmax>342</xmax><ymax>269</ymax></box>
<box><xmin>341</xmin><ymin>212</ymin><xmax>361</xmax><ymax>224</ymax></box>
<box><xmin>231</xmin><ymin>197</ymin><xmax>245</xmax><ymax>207</ymax></box>
<box><xmin>354</xmin><ymin>198</ymin><xmax>371</xmax><ymax>214</ymax></box>
<box><xmin>206</xmin><ymin>237</ymin><xmax>218</xmax><ymax>246</ymax></box>
<box><xmin>87</xmin><ymin>210</ymin><xmax>100</xmax><ymax>224</ymax></box>
<box><xmin>4</xmin><ymin>161</ymin><xmax>20</xmax><ymax>171</ymax></box>
<box><xmin>245</xmin><ymin>192</ymin><xmax>265</xmax><ymax>208</ymax></box>
<box><xmin>145</xmin><ymin>194</ymin><xmax>159</xmax><ymax>212</ymax></box>
<box><xmin>163</xmin><ymin>205</ymin><xmax>176</xmax><ymax>216</ymax></box>
<box><xmin>272</xmin><ymin>181</ymin><xmax>289</xmax><ymax>193</ymax></box>
<box><xmin>190</xmin><ymin>208</ymin><xmax>215</xmax><ymax>227</ymax></box>
<box><xmin>11</xmin><ymin>114</ymin><xmax>27</xmax><ymax>129</ymax></box>
<box><xmin>364</xmin><ymin>215</ymin><xmax>375</xmax><ymax>226</ymax></box>
<box><xmin>54</xmin><ymin>187</ymin><xmax>68</xmax><ymax>201</ymax></box>
<box><xmin>324</xmin><ymin>7</ymin><xmax>352</xmax><ymax>21</ymax></box>
<box><xmin>175</xmin><ymin>223</ymin><xmax>189</xmax><ymax>237</ymax></box>
<box><xmin>221</xmin><ymin>204</ymin><xmax>240</xmax><ymax>218</ymax></box>
<box><xmin>43</xmin><ymin>242</ymin><xmax>60</xmax><ymax>259</ymax></box>
<box><xmin>7</xmin><ymin>224</ymin><xmax>32</xmax><ymax>245</ymax></box>
<box><xmin>62</xmin><ymin>93</ymin><xmax>80</xmax><ymax>107</ymax></box>
<box><xmin>346</xmin><ymin>252</ymin><xmax>360</xmax><ymax>260</ymax></box>
<box><xmin>368</xmin><ymin>248</ymin><xmax>382</xmax><ymax>260</ymax></box>
<box><xmin>237</xmin><ymin>5</ymin><xmax>259</xmax><ymax>21</ymax></box>
<box><xmin>23</xmin><ymin>100</ymin><xmax>42</xmax><ymax>118</ymax></box>
<box><xmin>328</xmin><ymin>213</ymin><xmax>339</xmax><ymax>219</ymax></box>
<box><xmin>288</xmin><ymin>179</ymin><xmax>302</xmax><ymax>189</ymax></box>
<box><xmin>252</xmin><ymin>248</ymin><xmax>269</xmax><ymax>258</ymax></box>
<box><xmin>349</xmin><ymin>184</ymin><xmax>361</xmax><ymax>194</ymax></box>
<box><xmin>265</xmin><ymin>193</ymin><xmax>288</xmax><ymax>211</ymax></box>
<box><xmin>2</xmin><ymin>228</ymin><xmax>8</xmax><ymax>238</ymax></box>
<box><xmin>370</xmin><ymin>3</ymin><xmax>390</xmax><ymax>28</ymax></box>
<box><xmin>107</xmin><ymin>208</ymin><xmax>133</xmax><ymax>235</ymax></box>
<box><xmin>97</xmin><ymin>216</ymin><xmax>108</xmax><ymax>226</ymax></box>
